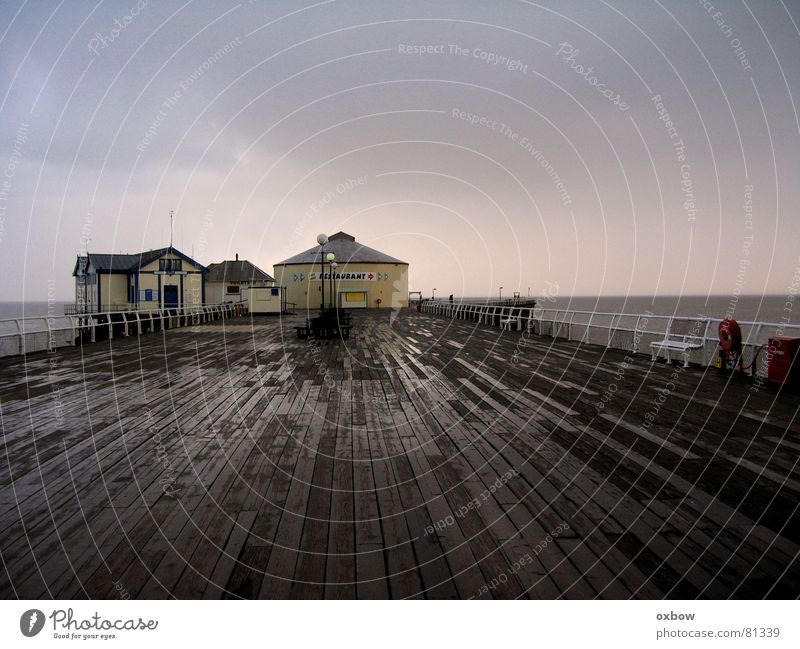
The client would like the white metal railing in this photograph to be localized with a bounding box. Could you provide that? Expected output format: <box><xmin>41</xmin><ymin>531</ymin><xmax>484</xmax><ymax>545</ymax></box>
<box><xmin>0</xmin><ymin>303</ymin><xmax>249</xmax><ymax>358</ymax></box>
<box><xmin>421</xmin><ymin>302</ymin><xmax>800</xmax><ymax>378</ymax></box>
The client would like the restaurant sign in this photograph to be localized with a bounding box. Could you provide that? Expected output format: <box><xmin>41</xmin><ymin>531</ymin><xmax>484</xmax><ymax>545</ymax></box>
<box><xmin>306</xmin><ymin>271</ymin><xmax>388</xmax><ymax>281</ymax></box>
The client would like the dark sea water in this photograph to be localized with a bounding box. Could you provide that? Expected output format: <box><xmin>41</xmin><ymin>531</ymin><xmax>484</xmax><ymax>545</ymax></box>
<box><xmin>0</xmin><ymin>301</ymin><xmax>67</xmax><ymax>319</ymax></box>
<box><xmin>463</xmin><ymin>294</ymin><xmax>793</xmax><ymax>325</ymax></box>
<box><xmin>0</xmin><ymin>295</ymin><xmax>794</xmax><ymax>325</ymax></box>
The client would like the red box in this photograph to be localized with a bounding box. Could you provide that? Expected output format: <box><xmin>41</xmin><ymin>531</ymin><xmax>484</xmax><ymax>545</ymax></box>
<box><xmin>767</xmin><ymin>337</ymin><xmax>800</xmax><ymax>385</ymax></box>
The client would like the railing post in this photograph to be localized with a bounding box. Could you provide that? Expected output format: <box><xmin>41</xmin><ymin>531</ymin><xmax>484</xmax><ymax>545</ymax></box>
<box><xmin>753</xmin><ymin>322</ymin><xmax>765</xmax><ymax>375</ymax></box>
<box><xmin>607</xmin><ymin>313</ymin><xmax>616</xmax><ymax>348</ymax></box>
<box><xmin>67</xmin><ymin>316</ymin><xmax>77</xmax><ymax>346</ymax></box>
<box><xmin>701</xmin><ymin>318</ymin><xmax>712</xmax><ymax>366</ymax></box>
<box><xmin>14</xmin><ymin>319</ymin><xmax>22</xmax><ymax>355</ymax></box>
<box><xmin>43</xmin><ymin>316</ymin><xmax>52</xmax><ymax>353</ymax></box>
<box><xmin>752</xmin><ymin>322</ymin><xmax>763</xmax><ymax>345</ymax></box>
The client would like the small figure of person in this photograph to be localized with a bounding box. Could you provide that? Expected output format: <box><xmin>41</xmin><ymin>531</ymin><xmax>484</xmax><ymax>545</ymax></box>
<box><xmin>449</xmin><ymin>294</ymin><xmax>453</xmax><ymax>303</ymax></box>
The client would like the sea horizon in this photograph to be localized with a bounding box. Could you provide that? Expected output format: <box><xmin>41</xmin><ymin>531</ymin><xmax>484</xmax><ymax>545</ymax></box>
<box><xmin>1</xmin><ymin>292</ymin><xmax>794</xmax><ymax>324</ymax></box>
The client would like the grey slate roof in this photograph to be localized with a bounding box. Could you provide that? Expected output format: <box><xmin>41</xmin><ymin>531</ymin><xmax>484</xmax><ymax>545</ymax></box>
<box><xmin>73</xmin><ymin>247</ymin><xmax>205</xmax><ymax>275</ymax></box>
<box><xmin>205</xmin><ymin>260</ymin><xmax>274</xmax><ymax>283</ymax></box>
<box><xmin>86</xmin><ymin>253</ymin><xmax>150</xmax><ymax>271</ymax></box>
<box><xmin>86</xmin><ymin>248</ymin><xmax>170</xmax><ymax>272</ymax></box>
<box><xmin>274</xmin><ymin>232</ymin><xmax>407</xmax><ymax>266</ymax></box>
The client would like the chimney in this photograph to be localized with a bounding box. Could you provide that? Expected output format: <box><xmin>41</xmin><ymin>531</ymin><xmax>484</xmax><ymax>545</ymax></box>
<box><xmin>235</xmin><ymin>253</ymin><xmax>239</xmax><ymax>261</ymax></box>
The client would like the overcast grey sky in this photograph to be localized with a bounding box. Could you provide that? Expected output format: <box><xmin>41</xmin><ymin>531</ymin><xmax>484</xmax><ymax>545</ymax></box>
<box><xmin>1</xmin><ymin>0</ymin><xmax>799</xmax><ymax>301</ymax></box>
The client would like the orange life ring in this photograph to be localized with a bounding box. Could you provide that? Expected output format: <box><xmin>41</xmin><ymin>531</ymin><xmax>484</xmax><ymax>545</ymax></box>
<box><xmin>718</xmin><ymin>319</ymin><xmax>742</xmax><ymax>352</ymax></box>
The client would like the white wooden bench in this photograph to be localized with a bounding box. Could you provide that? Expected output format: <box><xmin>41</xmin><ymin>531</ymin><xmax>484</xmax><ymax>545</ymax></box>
<box><xmin>500</xmin><ymin>316</ymin><xmax>521</xmax><ymax>331</ymax></box>
<box><xmin>650</xmin><ymin>336</ymin><xmax>704</xmax><ymax>367</ymax></box>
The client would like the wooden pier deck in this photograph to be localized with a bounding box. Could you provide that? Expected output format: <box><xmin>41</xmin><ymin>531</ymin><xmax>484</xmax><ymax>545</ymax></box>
<box><xmin>1</xmin><ymin>309</ymin><xmax>798</xmax><ymax>599</ymax></box>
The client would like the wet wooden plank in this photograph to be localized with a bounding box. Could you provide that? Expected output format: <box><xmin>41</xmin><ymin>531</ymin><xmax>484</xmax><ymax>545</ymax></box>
<box><xmin>1</xmin><ymin>310</ymin><xmax>798</xmax><ymax>599</ymax></box>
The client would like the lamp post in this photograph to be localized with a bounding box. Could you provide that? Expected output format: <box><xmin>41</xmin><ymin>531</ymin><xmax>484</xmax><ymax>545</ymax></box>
<box><xmin>432</xmin><ymin>288</ymin><xmax>437</xmax><ymax>300</ymax></box>
<box><xmin>330</xmin><ymin>261</ymin><xmax>338</xmax><ymax>310</ymax></box>
<box><xmin>317</xmin><ymin>233</ymin><xmax>328</xmax><ymax>312</ymax></box>
<box><xmin>499</xmin><ymin>286</ymin><xmax>503</xmax><ymax>303</ymax></box>
<box><xmin>326</xmin><ymin>252</ymin><xmax>336</xmax><ymax>309</ymax></box>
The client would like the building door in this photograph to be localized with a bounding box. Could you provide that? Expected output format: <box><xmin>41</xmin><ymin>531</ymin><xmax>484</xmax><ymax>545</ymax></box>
<box><xmin>164</xmin><ymin>285</ymin><xmax>179</xmax><ymax>309</ymax></box>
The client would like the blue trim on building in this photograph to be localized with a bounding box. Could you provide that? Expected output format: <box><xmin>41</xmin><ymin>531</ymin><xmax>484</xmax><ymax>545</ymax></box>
<box><xmin>73</xmin><ymin>248</ymin><xmax>208</xmax><ymax>311</ymax></box>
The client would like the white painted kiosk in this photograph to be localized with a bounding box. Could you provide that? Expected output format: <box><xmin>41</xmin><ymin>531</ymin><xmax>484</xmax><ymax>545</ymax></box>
<box><xmin>243</xmin><ymin>286</ymin><xmax>284</xmax><ymax>315</ymax></box>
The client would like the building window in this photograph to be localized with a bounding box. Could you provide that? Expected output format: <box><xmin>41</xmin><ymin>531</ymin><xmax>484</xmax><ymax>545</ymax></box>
<box><xmin>159</xmin><ymin>258</ymin><xmax>182</xmax><ymax>272</ymax></box>
<box><xmin>271</xmin><ymin>288</ymin><xmax>279</xmax><ymax>296</ymax></box>
<box><xmin>144</xmin><ymin>289</ymin><xmax>153</xmax><ymax>301</ymax></box>
<box><xmin>226</xmin><ymin>285</ymin><xmax>240</xmax><ymax>295</ymax></box>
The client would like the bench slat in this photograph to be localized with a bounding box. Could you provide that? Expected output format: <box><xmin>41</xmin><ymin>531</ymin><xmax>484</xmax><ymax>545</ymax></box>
<box><xmin>650</xmin><ymin>338</ymin><xmax>704</xmax><ymax>367</ymax></box>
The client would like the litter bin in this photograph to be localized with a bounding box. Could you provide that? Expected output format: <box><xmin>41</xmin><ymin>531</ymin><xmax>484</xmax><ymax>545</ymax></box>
<box><xmin>768</xmin><ymin>337</ymin><xmax>800</xmax><ymax>385</ymax></box>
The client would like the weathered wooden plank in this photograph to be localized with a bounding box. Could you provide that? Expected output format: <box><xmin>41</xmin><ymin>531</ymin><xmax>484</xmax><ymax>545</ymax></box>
<box><xmin>1</xmin><ymin>310</ymin><xmax>798</xmax><ymax>600</ymax></box>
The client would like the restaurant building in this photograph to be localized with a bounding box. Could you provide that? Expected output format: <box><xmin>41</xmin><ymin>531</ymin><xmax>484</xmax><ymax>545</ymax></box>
<box><xmin>273</xmin><ymin>232</ymin><xmax>409</xmax><ymax>310</ymax></box>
